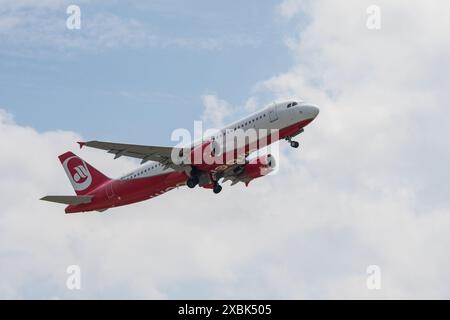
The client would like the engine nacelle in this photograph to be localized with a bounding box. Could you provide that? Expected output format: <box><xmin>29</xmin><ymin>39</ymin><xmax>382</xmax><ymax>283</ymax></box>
<box><xmin>244</xmin><ymin>154</ymin><xmax>276</xmax><ymax>180</ymax></box>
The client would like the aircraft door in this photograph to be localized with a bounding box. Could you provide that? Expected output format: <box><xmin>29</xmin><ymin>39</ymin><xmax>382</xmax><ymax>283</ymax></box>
<box><xmin>106</xmin><ymin>183</ymin><xmax>115</xmax><ymax>199</ymax></box>
<box><xmin>269</xmin><ymin>106</ymin><xmax>278</xmax><ymax>122</ymax></box>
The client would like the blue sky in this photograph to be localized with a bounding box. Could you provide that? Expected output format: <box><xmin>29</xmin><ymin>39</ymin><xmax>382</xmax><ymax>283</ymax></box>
<box><xmin>0</xmin><ymin>0</ymin><xmax>296</xmax><ymax>144</ymax></box>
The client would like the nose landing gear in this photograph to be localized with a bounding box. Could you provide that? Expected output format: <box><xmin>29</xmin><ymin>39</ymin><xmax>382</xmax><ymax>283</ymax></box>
<box><xmin>286</xmin><ymin>137</ymin><xmax>300</xmax><ymax>149</ymax></box>
<box><xmin>286</xmin><ymin>128</ymin><xmax>303</xmax><ymax>149</ymax></box>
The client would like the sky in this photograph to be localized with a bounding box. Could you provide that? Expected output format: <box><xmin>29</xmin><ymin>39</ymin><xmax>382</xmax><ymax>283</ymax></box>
<box><xmin>1</xmin><ymin>0</ymin><xmax>450</xmax><ymax>299</ymax></box>
<box><xmin>0</xmin><ymin>0</ymin><xmax>293</xmax><ymax>144</ymax></box>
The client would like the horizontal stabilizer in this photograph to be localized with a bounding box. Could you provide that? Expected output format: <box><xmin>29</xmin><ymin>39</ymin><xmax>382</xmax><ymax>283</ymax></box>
<box><xmin>40</xmin><ymin>195</ymin><xmax>93</xmax><ymax>205</ymax></box>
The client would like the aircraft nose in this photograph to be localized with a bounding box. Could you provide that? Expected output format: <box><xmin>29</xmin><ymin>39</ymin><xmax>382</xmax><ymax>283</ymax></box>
<box><xmin>304</xmin><ymin>105</ymin><xmax>320</xmax><ymax>118</ymax></box>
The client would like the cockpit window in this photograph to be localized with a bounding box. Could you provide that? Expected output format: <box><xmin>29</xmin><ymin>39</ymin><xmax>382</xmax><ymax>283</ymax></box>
<box><xmin>287</xmin><ymin>103</ymin><xmax>292</xmax><ymax>108</ymax></box>
<box><xmin>292</xmin><ymin>102</ymin><xmax>298</xmax><ymax>107</ymax></box>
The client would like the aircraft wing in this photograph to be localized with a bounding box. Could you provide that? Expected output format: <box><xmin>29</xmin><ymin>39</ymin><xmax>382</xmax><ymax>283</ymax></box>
<box><xmin>219</xmin><ymin>164</ymin><xmax>251</xmax><ymax>186</ymax></box>
<box><xmin>78</xmin><ymin>140</ymin><xmax>188</xmax><ymax>170</ymax></box>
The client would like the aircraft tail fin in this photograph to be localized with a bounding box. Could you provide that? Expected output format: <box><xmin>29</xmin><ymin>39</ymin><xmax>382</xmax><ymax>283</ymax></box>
<box><xmin>58</xmin><ymin>152</ymin><xmax>110</xmax><ymax>196</ymax></box>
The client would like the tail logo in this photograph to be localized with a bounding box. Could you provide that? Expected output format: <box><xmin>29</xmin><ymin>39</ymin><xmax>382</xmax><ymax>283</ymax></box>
<box><xmin>72</xmin><ymin>165</ymin><xmax>88</xmax><ymax>182</ymax></box>
<box><xmin>63</xmin><ymin>156</ymin><xmax>93</xmax><ymax>191</ymax></box>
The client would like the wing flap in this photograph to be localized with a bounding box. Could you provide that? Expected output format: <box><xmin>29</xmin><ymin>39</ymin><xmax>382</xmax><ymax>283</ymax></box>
<box><xmin>40</xmin><ymin>195</ymin><xmax>93</xmax><ymax>205</ymax></box>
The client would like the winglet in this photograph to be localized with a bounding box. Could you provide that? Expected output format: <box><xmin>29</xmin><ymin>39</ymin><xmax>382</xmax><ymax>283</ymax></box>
<box><xmin>77</xmin><ymin>141</ymin><xmax>86</xmax><ymax>149</ymax></box>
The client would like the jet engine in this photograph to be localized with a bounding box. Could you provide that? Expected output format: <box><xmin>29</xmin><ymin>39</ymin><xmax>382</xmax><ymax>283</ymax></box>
<box><xmin>243</xmin><ymin>154</ymin><xmax>276</xmax><ymax>181</ymax></box>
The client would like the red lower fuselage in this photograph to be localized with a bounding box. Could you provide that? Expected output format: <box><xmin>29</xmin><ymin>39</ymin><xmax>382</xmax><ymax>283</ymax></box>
<box><xmin>66</xmin><ymin>118</ymin><xmax>313</xmax><ymax>213</ymax></box>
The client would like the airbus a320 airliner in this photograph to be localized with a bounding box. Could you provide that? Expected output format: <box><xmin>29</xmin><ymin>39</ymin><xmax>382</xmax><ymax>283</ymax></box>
<box><xmin>41</xmin><ymin>100</ymin><xmax>319</xmax><ymax>213</ymax></box>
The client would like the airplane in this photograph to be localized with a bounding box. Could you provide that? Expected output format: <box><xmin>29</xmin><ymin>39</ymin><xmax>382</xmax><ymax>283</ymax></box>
<box><xmin>41</xmin><ymin>100</ymin><xmax>319</xmax><ymax>214</ymax></box>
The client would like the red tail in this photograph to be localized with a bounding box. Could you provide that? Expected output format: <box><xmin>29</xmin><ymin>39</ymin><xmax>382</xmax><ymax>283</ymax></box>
<box><xmin>59</xmin><ymin>152</ymin><xmax>110</xmax><ymax>195</ymax></box>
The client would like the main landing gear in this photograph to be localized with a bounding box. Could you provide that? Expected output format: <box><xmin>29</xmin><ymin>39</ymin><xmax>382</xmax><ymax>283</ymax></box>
<box><xmin>187</xmin><ymin>175</ymin><xmax>223</xmax><ymax>194</ymax></box>
<box><xmin>187</xmin><ymin>176</ymin><xmax>199</xmax><ymax>189</ymax></box>
<box><xmin>213</xmin><ymin>183</ymin><xmax>223</xmax><ymax>194</ymax></box>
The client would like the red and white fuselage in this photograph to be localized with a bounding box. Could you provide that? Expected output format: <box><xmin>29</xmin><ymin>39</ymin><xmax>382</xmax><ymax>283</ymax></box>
<box><xmin>42</xmin><ymin>100</ymin><xmax>319</xmax><ymax>213</ymax></box>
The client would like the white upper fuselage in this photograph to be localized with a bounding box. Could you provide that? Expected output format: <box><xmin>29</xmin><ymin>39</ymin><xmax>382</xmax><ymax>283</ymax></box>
<box><xmin>121</xmin><ymin>100</ymin><xmax>319</xmax><ymax>181</ymax></box>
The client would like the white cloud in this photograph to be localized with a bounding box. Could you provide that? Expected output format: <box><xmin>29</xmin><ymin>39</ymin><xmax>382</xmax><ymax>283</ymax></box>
<box><xmin>0</xmin><ymin>1</ymin><xmax>260</xmax><ymax>55</ymax></box>
<box><xmin>201</xmin><ymin>94</ymin><xmax>234</xmax><ymax>128</ymax></box>
<box><xmin>277</xmin><ymin>0</ymin><xmax>305</xmax><ymax>19</ymax></box>
<box><xmin>252</xmin><ymin>0</ymin><xmax>450</xmax><ymax>298</ymax></box>
<box><xmin>0</xmin><ymin>2</ymin><xmax>159</xmax><ymax>54</ymax></box>
<box><xmin>0</xmin><ymin>0</ymin><xmax>69</xmax><ymax>10</ymax></box>
<box><xmin>201</xmin><ymin>95</ymin><xmax>268</xmax><ymax>127</ymax></box>
<box><xmin>0</xmin><ymin>107</ymin><xmax>322</xmax><ymax>299</ymax></box>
